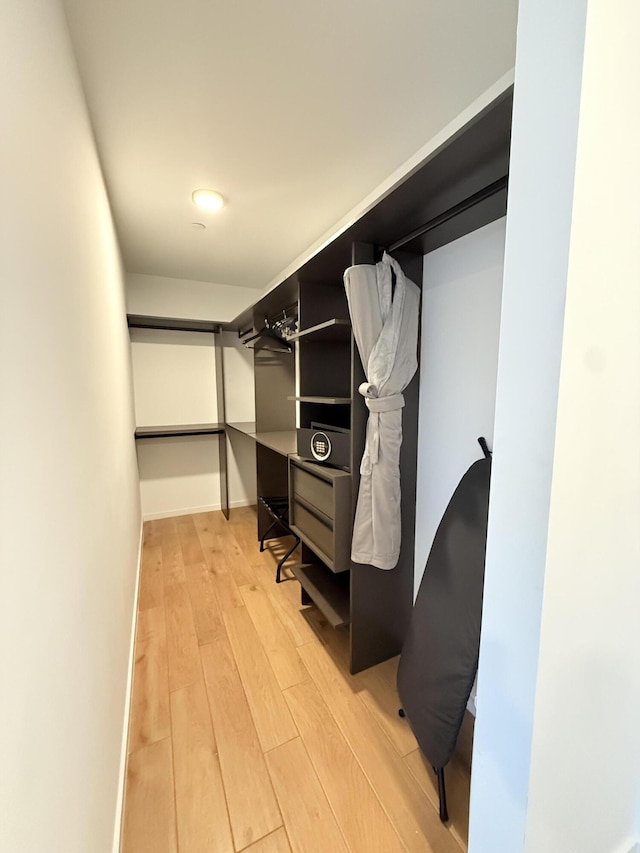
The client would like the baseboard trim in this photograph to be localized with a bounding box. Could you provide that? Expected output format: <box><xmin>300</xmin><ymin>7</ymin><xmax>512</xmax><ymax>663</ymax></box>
<box><xmin>112</xmin><ymin>520</ymin><xmax>144</xmax><ymax>853</ymax></box>
<box><xmin>228</xmin><ymin>499</ymin><xmax>255</xmax><ymax>509</ymax></box>
<box><xmin>142</xmin><ymin>499</ymin><xmax>254</xmax><ymax>521</ymax></box>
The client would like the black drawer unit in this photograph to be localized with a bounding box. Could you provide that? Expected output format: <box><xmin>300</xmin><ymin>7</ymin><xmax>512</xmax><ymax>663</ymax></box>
<box><xmin>288</xmin><ymin>455</ymin><xmax>351</xmax><ymax>573</ymax></box>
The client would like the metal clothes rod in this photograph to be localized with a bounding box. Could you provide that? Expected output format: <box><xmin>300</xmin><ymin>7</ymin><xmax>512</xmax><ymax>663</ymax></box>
<box><xmin>238</xmin><ymin>301</ymin><xmax>298</xmax><ymax>341</ymax></box>
<box><xmin>387</xmin><ymin>175</ymin><xmax>508</xmax><ymax>253</ymax></box>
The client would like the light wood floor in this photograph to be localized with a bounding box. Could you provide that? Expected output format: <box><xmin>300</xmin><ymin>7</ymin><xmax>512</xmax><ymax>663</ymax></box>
<box><xmin>121</xmin><ymin>507</ymin><xmax>471</xmax><ymax>853</ymax></box>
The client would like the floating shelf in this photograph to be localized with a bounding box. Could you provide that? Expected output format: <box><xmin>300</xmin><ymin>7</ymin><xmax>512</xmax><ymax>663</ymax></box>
<box><xmin>226</xmin><ymin>421</ymin><xmax>257</xmax><ymax>437</ymax></box>
<box><xmin>255</xmin><ymin>430</ymin><xmax>298</xmax><ymax>456</ymax></box>
<box><xmin>225</xmin><ymin>423</ymin><xmax>297</xmax><ymax>457</ymax></box>
<box><xmin>289</xmin><ymin>396</ymin><xmax>351</xmax><ymax>404</ymax></box>
<box><xmin>292</xmin><ymin>562</ymin><xmax>351</xmax><ymax>628</ymax></box>
<box><xmin>127</xmin><ymin>314</ymin><xmax>222</xmax><ymax>333</ymax></box>
<box><xmin>288</xmin><ymin>319</ymin><xmax>351</xmax><ymax>342</ymax></box>
<box><xmin>135</xmin><ymin>423</ymin><xmax>225</xmax><ymax>439</ymax></box>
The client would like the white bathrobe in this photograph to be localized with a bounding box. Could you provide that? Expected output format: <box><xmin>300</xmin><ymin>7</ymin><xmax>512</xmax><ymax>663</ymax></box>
<box><xmin>344</xmin><ymin>252</ymin><xmax>420</xmax><ymax>570</ymax></box>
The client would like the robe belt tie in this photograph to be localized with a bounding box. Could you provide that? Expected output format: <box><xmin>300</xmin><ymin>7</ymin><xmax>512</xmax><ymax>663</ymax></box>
<box><xmin>357</xmin><ymin>384</ymin><xmax>405</xmax><ymax>473</ymax></box>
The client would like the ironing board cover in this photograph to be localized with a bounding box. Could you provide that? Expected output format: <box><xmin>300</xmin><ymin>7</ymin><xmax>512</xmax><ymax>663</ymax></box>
<box><xmin>397</xmin><ymin>457</ymin><xmax>491</xmax><ymax>768</ymax></box>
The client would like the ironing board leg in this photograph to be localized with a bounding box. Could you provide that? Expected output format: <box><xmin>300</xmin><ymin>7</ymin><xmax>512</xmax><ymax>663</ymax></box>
<box><xmin>435</xmin><ymin>767</ymin><xmax>448</xmax><ymax>823</ymax></box>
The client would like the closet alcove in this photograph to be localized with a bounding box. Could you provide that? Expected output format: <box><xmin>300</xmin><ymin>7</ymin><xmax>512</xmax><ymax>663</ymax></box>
<box><xmin>228</xmin><ymin>85</ymin><xmax>513</xmax><ymax>676</ymax></box>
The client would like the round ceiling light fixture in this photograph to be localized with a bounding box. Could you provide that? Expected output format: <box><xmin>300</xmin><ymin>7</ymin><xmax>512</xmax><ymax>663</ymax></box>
<box><xmin>192</xmin><ymin>188</ymin><xmax>225</xmax><ymax>211</ymax></box>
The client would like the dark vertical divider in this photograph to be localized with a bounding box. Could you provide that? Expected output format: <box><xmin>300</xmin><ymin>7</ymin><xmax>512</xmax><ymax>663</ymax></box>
<box><xmin>349</xmin><ymin>245</ymin><xmax>423</xmax><ymax>673</ymax></box>
<box><xmin>215</xmin><ymin>333</ymin><xmax>229</xmax><ymax>519</ymax></box>
<box><xmin>254</xmin><ymin>349</ymin><xmax>295</xmax><ymax>432</ymax></box>
<box><xmin>298</xmin><ymin>279</ymin><xmax>350</xmax><ymax>328</ymax></box>
<box><xmin>298</xmin><ymin>281</ymin><xmax>352</xmax><ymax>435</ymax></box>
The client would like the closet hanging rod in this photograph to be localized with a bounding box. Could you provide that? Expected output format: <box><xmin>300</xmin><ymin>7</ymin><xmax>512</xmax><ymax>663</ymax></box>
<box><xmin>238</xmin><ymin>301</ymin><xmax>298</xmax><ymax>341</ymax></box>
<box><xmin>387</xmin><ymin>175</ymin><xmax>508</xmax><ymax>253</ymax></box>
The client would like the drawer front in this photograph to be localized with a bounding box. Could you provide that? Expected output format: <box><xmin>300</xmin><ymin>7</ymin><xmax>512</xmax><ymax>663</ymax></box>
<box><xmin>293</xmin><ymin>502</ymin><xmax>334</xmax><ymax>562</ymax></box>
<box><xmin>291</xmin><ymin>465</ymin><xmax>334</xmax><ymax>519</ymax></box>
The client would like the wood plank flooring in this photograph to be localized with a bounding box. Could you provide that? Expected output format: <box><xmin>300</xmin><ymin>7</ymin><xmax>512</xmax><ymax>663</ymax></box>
<box><xmin>122</xmin><ymin>507</ymin><xmax>470</xmax><ymax>853</ymax></box>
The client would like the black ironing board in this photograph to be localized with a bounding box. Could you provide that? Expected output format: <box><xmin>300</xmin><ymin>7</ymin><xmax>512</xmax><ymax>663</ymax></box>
<box><xmin>397</xmin><ymin>440</ymin><xmax>491</xmax><ymax>821</ymax></box>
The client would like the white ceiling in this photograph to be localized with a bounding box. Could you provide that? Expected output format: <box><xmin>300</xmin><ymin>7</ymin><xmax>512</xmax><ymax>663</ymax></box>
<box><xmin>63</xmin><ymin>0</ymin><xmax>517</xmax><ymax>290</ymax></box>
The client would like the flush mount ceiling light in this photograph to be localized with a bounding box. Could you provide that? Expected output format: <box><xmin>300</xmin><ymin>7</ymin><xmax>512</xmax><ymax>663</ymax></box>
<box><xmin>192</xmin><ymin>189</ymin><xmax>225</xmax><ymax>211</ymax></box>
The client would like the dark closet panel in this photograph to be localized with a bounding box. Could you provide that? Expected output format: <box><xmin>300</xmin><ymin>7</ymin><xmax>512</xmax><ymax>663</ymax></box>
<box><xmin>215</xmin><ymin>333</ymin><xmax>229</xmax><ymax>519</ymax></box>
<box><xmin>298</xmin><ymin>280</ymin><xmax>350</xmax><ymax>328</ymax></box>
<box><xmin>253</xmin><ymin>346</ymin><xmax>295</xmax><ymax>540</ymax></box>
<box><xmin>256</xmin><ymin>443</ymin><xmax>291</xmax><ymax>541</ymax></box>
<box><xmin>254</xmin><ymin>349</ymin><xmax>295</xmax><ymax>433</ymax></box>
<box><xmin>299</xmin><ymin>341</ymin><xmax>351</xmax><ymax>399</ymax></box>
<box><xmin>349</xmin><ymin>247</ymin><xmax>422</xmax><ymax>674</ymax></box>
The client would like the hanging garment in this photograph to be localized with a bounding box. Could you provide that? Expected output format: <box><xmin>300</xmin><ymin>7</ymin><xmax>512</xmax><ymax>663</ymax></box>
<box><xmin>343</xmin><ymin>252</ymin><xmax>420</xmax><ymax>570</ymax></box>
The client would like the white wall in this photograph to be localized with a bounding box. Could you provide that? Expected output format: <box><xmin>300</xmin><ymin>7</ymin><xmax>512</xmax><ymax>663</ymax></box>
<box><xmin>131</xmin><ymin>328</ymin><xmax>222</xmax><ymax>519</ymax></box>
<box><xmin>523</xmin><ymin>1</ymin><xmax>640</xmax><ymax>850</ymax></box>
<box><xmin>136</xmin><ymin>434</ymin><xmax>223</xmax><ymax>519</ymax></box>
<box><xmin>470</xmin><ymin>0</ymin><xmax>640</xmax><ymax>851</ymax></box>
<box><xmin>470</xmin><ymin>0</ymin><xmax>588</xmax><ymax>846</ymax></box>
<box><xmin>0</xmin><ymin>2</ymin><xmax>141</xmax><ymax>852</ymax></box>
<box><xmin>222</xmin><ymin>330</ymin><xmax>257</xmax><ymax>424</ymax></box>
<box><xmin>130</xmin><ymin>329</ymin><xmax>218</xmax><ymax>425</ymax></box>
<box><xmin>126</xmin><ymin>272</ymin><xmax>261</xmax><ymax>323</ymax></box>
<box><xmin>415</xmin><ymin>218</ymin><xmax>505</xmax><ymax>598</ymax></box>
<box><xmin>131</xmin><ymin>329</ymin><xmax>256</xmax><ymax>518</ymax></box>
